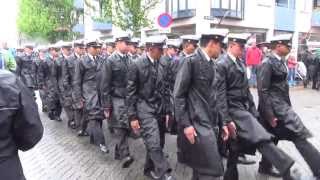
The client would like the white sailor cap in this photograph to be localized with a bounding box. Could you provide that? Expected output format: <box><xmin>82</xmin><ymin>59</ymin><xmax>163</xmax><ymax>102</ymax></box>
<box><xmin>200</xmin><ymin>28</ymin><xmax>229</xmax><ymax>42</ymax></box>
<box><xmin>227</xmin><ymin>33</ymin><xmax>251</xmax><ymax>46</ymax></box>
<box><xmin>85</xmin><ymin>38</ymin><xmax>103</xmax><ymax>48</ymax></box>
<box><xmin>114</xmin><ymin>32</ymin><xmax>131</xmax><ymax>42</ymax></box>
<box><xmin>73</xmin><ymin>39</ymin><xmax>85</xmax><ymax>48</ymax></box>
<box><xmin>270</xmin><ymin>34</ymin><xmax>293</xmax><ymax>47</ymax></box>
<box><xmin>55</xmin><ymin>40</ymin><xmax>72</xmax><ymax>48</ymax></box>
<box><xmin>23</xmin><ymin>43</ymin><xmax>35</xmax><ymax>49</ymax></box>
<box><xmin>128</xmin><ymin>38</ymin><xmax>140</xmax><ymax>46</ymax></box>
<box><xmin>166</xmin><ymin>39</ymin><xmax>181</xmax><ymax>49</ymax></box>
<box><xmin>36</xmin><ymin>45</ymin><xmax>48</xmax><ymax>52</ymax></box>
<box><xmin>144</xmin><ymin>35</ymin><xmax>167</xmax><ymax>48</ymax></box>
<box><xmin>104</xmin><ymin>39</ymin><xmax>115</xmax><ymax>47</ymax></box>
<box><xmin>180</xmin><ymin>35</ymin><xmax>199</xmax><ymax>44</ymax></box>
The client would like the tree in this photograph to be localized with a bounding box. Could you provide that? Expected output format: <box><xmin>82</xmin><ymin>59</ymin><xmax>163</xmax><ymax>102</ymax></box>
<box><xmin>17</xmin><ymin>0</ymin><xmax>77</xmax><ymax>42</ymax></box>
<box><xmin>97</xmin><ymin>0</ymin><xmax>161</xmax><ymax>35</ymax></box>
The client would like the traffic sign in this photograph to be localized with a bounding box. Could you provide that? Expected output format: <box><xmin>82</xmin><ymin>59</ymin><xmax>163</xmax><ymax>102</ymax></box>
<box><xmin>157</xmin><ymin>13</ymin><xmax>173</xmax><ymax>28</ymax></box>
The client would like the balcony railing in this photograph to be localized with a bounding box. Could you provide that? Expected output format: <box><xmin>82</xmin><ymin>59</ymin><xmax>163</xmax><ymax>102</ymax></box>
<box><xmin>74</xmin><ymin>0</ymin><xmax>84</xmax><ymax>10</ymax></box>
<box><xmin>274</xmin><ymin>6</ymin><xmax>295</xmax><ymax>31</ymax></box>
<box><xmin>92</xmin><ymin>21</ymin><xmax>112</xmax><ymax>31</ymax></box>
<box><xmin>312</xmin><ymin>10</ymin><xmax>320</xmax><ymax>27</ymax></box>
<box><xmin>172</xmin><ymin>9</ymin><xmax>196</xmax><ymax>19</ymax></box>
<box><xmin>211</xmin><ymin>8</ymin><xmax>243</xmax><ymax>20</ymax></box>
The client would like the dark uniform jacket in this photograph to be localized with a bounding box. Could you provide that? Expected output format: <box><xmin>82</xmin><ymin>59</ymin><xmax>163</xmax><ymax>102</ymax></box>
<box><xmin>173</xmin><ymin>49</ymin><xmax>224</xmax><ymax>176</ymax></box>
<box><xmin>15</xmin><ymin>54</ymin><xmax>37</xmax><ymax>88</ymax></box>
<box><xmin>100</xmin><ymin>52</ymin><xmax>131</xmax><ymax>128</ymax></box>
<box><xmin>257</xmin><ymin>53</ymin><xmax>312</xmax><ymax>140</ymax></box>
<box><xmin>216</xmin><ymin>54</ymin><xmax>272</xmax><ymax>152</ymax></box>
<box><xmin>73</xmin><ymin>54</ymin><xmax>104</xmax><ymax>120</ymax></box>
<box><xmin>0</xmin><ymin>70</ymin><xmax>43</xmax><ymax>158</ymax></box>
<box><xmin>61</xmin><ymin>54</ymin><xmax>79</xmax><ymax>108</ymax></box>
<box><xmin>43</xmin><ymin>56</ymin><xmax>61</xmax><ymax>111</ymax></box>
<box><xmin>127</xmin><ymin>54</ymin><xmax>170</xmax><ymax>122</ymax></box>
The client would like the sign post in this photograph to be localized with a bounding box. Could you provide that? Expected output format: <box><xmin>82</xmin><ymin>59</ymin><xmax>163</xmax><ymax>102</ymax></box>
<box><xmin>157</xmin><ymin>13</ymin><xmax>173</xmax><ymax>33</ymax></box>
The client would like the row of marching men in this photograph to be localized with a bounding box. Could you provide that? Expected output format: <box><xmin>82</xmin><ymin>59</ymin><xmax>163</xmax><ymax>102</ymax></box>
<box><xmin>15</xmin><ymin>30</ymin><xmax>320</xmax><ymax>180</ymax></box>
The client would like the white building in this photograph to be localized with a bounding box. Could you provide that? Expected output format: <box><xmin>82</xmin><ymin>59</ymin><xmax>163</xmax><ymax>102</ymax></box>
<box><xmin>143</xmin><ymin>0</ymin><xmax>318</xmax><ymax>54</ymax></box>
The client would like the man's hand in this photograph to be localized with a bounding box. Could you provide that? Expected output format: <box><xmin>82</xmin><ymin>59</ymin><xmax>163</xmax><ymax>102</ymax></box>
<box><xmin>104</xmin><ymin>109</ymin><xmax>112</xmax><ymax>119</ymax></box>
<box><xmin>222</xmin><ymin>126</ymin><xmax>229</xmax><ymax>141</ymax></box>
<box><xmin>131</xmin><ymin>120</ymin><xmax>140</xmax><ymax>134</ymax></box>
<box><xmin>270</xmin><ymin>117</ymin><xmax>278</xmax><ymax>128</ymax></box>
<box><xmin>227</xmin><ymin>122</ymin><xmax>237</xmax><ymax>139</ymax></box>
<box><xmin>184</xmin><ymin>126</ymin><xmax>197</xmax><ymax>144</ymax></box>
<box><xmin>165</xmin><ymin>114</ymin><xmax>170</xmax><ymax>129</ymax></box>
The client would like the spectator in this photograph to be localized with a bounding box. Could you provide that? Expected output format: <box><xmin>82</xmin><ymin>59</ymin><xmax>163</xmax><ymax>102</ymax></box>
<box><xmin>1</xmin><ymin>42</ymin><xmax>16</xmax><ymax>72</ymax></box>
<box><xmin>246</xmin><ymin>42</ymin><xmax>262</xmax><ymax>87</ymax></box>
<box><xmin>0</xmin><ymin>70</ymin><xmax>43</xmax><ymax>180</ymax></box>
<box><xmin>287</xmin><ymin>54</ymin><xmax>297</xmax><ymax>87</ymax></box>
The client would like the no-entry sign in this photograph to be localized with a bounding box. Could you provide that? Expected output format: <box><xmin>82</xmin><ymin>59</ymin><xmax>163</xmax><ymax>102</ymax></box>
<box><xmin>157</xmin><ymin>13</ymin><xmax>173</xmax><ymax>28</ymax></box>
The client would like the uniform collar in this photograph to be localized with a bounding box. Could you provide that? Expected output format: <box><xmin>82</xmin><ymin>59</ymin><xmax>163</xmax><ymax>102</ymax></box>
<box><xmin>200</xmin><ymin>48</ymin><xmax>212</xmax><ymax>62</ymax></box>
<box><xmin>116</xmin><ymin>51</ymin><xmax>125</xmax><ymax>58</ymax></box>
<box><xmin>272</xmin><ymin>52</ymin><xmax>282</xmax><ymax>61</ymax></box>
<box><xmin>227</xmin><ymin>52</ymin><xmax>237</xmax><ymax>63</ymax></box>
<box><xmin>75</xmin><ymin>53</ymin><xmax>81</xmax><ymax>59</ymax></box>
<box><xmin>88</xmin><ymin>53</ymin><xmax>96</xmax><ymax>61</ymax></box>
<box><xmin>183</xmin><ymin>51</ymin><xmax>194</xmax><ymax>58</ymax></box>
<box><xmin>147</xmin><ymin>53</ymin><xmax>155</xmax><ymax>64</ymax></box>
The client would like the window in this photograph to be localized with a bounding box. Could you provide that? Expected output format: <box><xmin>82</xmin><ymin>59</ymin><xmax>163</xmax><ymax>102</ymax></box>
<box><xmin>212</xmin><ymin>0</ymin><xmax>220</xmax><ymax>8</ymax></box>
<box><xmin>179</xmin><ymin>0</ymin><xmax>186</xmax><ymax>10</ymax></box>
<box><xmin>169</xmin><ymin>0</ymin><xmax>196</xmax><ymax>19</ymax></box>
<box><xmin>314</xmin><ymin>0</ymin><xmax>320</xmax><ymax>8</ymax></box>
<box><xmin>188</xmin><ymin>0</ymin><xmax>196</xmax><ymax>9</ymax></box>
<box><xmin>276</xmin><ymin>0</ymin><xmax>288</xmax><ymax>7</ymax></box>
<box><xmin>211</xmin><ymin>0</ymin><xmax>244</xmax><ymax>19</ymax></box>
<box><xmin>276</xmin><ymin>0</ymin><xmax>295</xmax><ymax>9</ymax></box>
<box><xmin>172</xmin><ymin>0</ymin><xmax>178</xmax><ymax>13</ymax></box>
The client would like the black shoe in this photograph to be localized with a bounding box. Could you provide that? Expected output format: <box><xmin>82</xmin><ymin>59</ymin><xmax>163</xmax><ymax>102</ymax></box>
<box><xmin>160</xmin><ymin>173</ymin><xmax>176</xmax><ymax>180</ymax></box>
<box><xmin>237</xmin><ymin>156</ymin><xmax>256</xmax><ymax>165</ymax></box>
<box><xmin>68</xmin><ymin>121</ymin><xmax>76</xmax><ymax>129</ymax></box>
<box><xmin>144</xmin><ymin>170</ymin><xmax>154</xmax><ymax>179</ymax></box>
<box><xmin>283</xmin><ymin>167</ymin><xmax>303</xmax><ymax>180</ymax></box>
<box><xmin>99</xmin><ymin>144</ymin><xmax>109</xmax><ymax>153</ymax></box>
<box><xmin>122</xmin><ymin>156</ymin><xmax>134</xmax><ymax>168</ymax></box>
<box><xmin>42</xmin><ymin>107</ymin><xmax>48</xmax><ymax>112</ymax></box>
<box><xmin>258</xmin><ymin>165</ymin><xmax>281</xmax><ymax>177</ymax></box>
<box><xmin>77</xmin><ymin>130</ymin><xmax>89</xmax><ymax>137</ymax></box>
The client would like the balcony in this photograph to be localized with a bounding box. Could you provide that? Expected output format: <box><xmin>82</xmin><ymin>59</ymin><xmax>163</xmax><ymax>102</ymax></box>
<box><xmin>274</xmin><ymin>6</ymin><xmax>295</xmax><ymax>31</ymax></box>
<box><xmin>210</xmin><ymin>8</ymin><xmax>243</xmax><ymax>20</ymax></box>
<box><xmin>312</xmin><ymin>9</ymin><xmax>320</xmax><ymax>27</ymax></box>
<box><xmin>171</xmin><ymin>9</ymin><xmax>196</xmax><ymax>19</ymax></box>
<box><xmin>92</xmin><ymin>21</ymin><xmax>112</xmax><ymax>31</ymax></box>
<box><xmin>74</xmin><ymin>0</ymin><xmax>84</xmax><ymax>10</ymax></box>
<box><xmin>72</xmin><ymin>24</ymin><xmax>84</xmax><ymax>34</ymax></box>
<box><xmin>210</xmin><ymin>0</ymin><xmax>244</xmax><ymax>20</ymax></box>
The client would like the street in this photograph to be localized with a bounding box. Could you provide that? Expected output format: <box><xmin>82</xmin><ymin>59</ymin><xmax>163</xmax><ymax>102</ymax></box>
<box><xmin>19</xmin><ymin>88</ymin><xmax>320</xmax><ymax>180</ymax></box>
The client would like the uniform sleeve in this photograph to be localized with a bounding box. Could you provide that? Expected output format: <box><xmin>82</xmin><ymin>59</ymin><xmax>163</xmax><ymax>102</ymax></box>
<box><xmin>31</xmin><ymin>59</ymin><xmax>37</xmax><ymax>87</ymax></box>
<box><xmin>100</xmin><ymin>60</ymin><xmax>113</xmax><ymax>110</ymax></box>
<box><xmin>13</xmin><ymin>78</ymin><xmax>43</xmax><ymax>151</ymax></box>
<box><xmin>37</xmin><ymin>61</ymin><xmax>45</xmax><ymax>88</ymax></box>
<box><xmin>257</xmin><ymin>61</ymin><xmax>275</xmax><ymax>123</ymax></box>
<box><xmin>173</xmin><ymin>59</ymin><xmax>192</xmax><ymax>128</ymax></box>
<box><xmin>15</xmin><ymin>56</ymin><xmax>22</xmax><ymax>77</ymax></box>
<box><xmin>61</xmin><ymin>59</ymin><xmax>71</xmax><ymax>93</ymax></box>
<box><xmin>72</xmin><ymin>60</ymin><xmax>83</xmax><ymax>108</ymax></box>
<box><xmin>126</xmin><ymin>62</ymin><xmax>139</xmax><ymax>122</ymax></box>
<box><xmin>247</xmin><ymin>89</ymin><xmax>259</xmax><ymax>118</ymax></box>
<box><xmin>216</xmin><ymin>62</ymin><xmax>232</xmax><ymax>126</ymax></box>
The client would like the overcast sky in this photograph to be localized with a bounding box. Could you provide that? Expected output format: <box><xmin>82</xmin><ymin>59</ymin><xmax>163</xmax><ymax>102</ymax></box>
<box><xmin>0</xmin><ymin>0</ymin><xmax>18</xmax><ymax>47</ymax></box>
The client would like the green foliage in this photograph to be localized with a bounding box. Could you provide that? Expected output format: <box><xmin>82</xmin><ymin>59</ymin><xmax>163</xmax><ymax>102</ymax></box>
<box><xmin>17</xmin><ymin>0</ymin><xmax>76</xmax><ymax>42</ymax></box>
<box><xmin>100</xmin><ymin>0</ymin><xmax>160</xmax><ymax>35</ymax></box>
